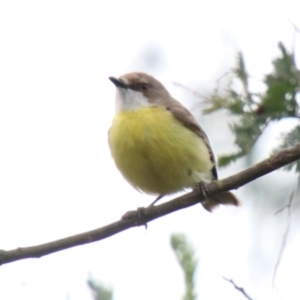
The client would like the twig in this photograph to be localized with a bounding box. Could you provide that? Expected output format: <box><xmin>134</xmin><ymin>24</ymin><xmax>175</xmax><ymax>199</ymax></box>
<box><xmin>216</xmin><ymin>71</ymin><xmax>231</xmax><ymax>85</ymax></box>
<box><xmin>0</xmin><ymin>143</ymin><xmax>300</xmax><ymax>266</ymax></box>
<box><xmin>274</xmin><ymin>204</ymin><xmax>290</xmax><ymax>216</ymax></box>
<box><xmin>287</xmin><ymin>18</ymin><xmax>299</xmax><ymax>72</ymax></box>
<box><xmin>223</xmin><ymin>277</ymin><xmax>253</xmax><ymax>300</ymax></box>
<box><xmin>272</xmin><ymin>177</ymin><xmax>299</xmax><ymax>288</ymax></box>
<box><xmin>172</xmin><ymin>81</ymin><xmax>212</xmax><ymax>113</ymax></box>
<box><xmin>288</xmin><ymin>18</ymin><xmax>300</xmax><ymax>35</ymax></box>
<box><xmin>172</xmin><ymin>81</ymin><xmax>210</xmax><ymax>101</ymax></box>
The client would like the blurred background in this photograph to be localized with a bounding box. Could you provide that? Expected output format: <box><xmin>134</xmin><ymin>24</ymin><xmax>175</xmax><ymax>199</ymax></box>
<box><xmin>0</xmin><ymin>1</ymin><xmax>300</xmax><ymax>299</ymax></box>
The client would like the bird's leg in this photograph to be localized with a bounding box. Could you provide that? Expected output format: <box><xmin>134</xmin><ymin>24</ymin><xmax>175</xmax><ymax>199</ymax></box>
<box><xmin>148</xmin><ymin>194</ymin><xmax>165</xmax><ymax>207</ymax></box>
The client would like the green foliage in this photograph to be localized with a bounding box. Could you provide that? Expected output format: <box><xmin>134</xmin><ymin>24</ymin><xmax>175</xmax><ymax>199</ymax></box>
<box><xmin>205</xmin><ymin>42</ymin><xmax>300</xmax><ymax>168</ymax></box>
<box><xmin>275</xmin><ymin>125</ymin><xmax>300</xmax><ymax>171</ymax></box>
<box><xmin>264</xmin><ymin>43</ymin><xmax>300</xmax><ymax>119</ymax></box>
<box><xmin>171</xmin><ymin>233</ymin><xmax>198</xmax><ymax>300</ymax></box>
<box><xmin>87</xmin><ymin>274</ymin><xmax>113</xmax><ymax>300</ymax></box>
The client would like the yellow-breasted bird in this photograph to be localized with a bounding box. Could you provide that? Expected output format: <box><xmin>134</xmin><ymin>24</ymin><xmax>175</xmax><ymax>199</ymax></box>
<box><xmin>108</xmin><ymin>72</ymin><xmax>239</xmax><ymax>211</ymax></box>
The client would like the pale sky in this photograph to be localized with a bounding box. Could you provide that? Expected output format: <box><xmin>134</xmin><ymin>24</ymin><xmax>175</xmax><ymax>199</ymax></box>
<box><xmin>0</xmin><ymin>1</ymin><xmax>300</xmax><ymax>300</ymax></box>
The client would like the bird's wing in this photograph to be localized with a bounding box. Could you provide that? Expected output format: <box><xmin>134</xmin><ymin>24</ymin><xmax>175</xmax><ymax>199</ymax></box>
<box><xmin>165</xmin><ymin>99</ymin><xmax>218</xmax><ymax>180</ymax></box>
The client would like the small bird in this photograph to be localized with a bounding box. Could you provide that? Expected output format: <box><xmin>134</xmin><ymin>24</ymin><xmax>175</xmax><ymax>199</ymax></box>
<box><xmin>108</xmin><ymin>72</ymin><xmax>239</xmax><ymax>211</ymax></box>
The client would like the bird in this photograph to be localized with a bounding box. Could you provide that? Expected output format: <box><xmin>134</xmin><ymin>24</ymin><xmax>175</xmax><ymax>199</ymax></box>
<box><xmin>108</xmin><ymin>72</ymin><xmax>239</xmax><ymax>211</ymax></box>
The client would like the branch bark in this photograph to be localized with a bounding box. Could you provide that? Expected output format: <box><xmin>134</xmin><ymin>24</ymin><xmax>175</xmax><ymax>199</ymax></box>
<box><xmin>1</xmin><ymin>143</ymin><xmax>300</xmax><ymax>266</ymax></box>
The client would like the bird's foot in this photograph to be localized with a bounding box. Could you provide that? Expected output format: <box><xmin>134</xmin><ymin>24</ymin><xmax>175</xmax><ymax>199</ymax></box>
<box><xmin>197</xmin><ymin>182</ymin><xmax>209</xmax><ymax>200</ymax></box>
<box><xmin>197</xmin><ymin>181</ymin><xmax>222</xmax><ymax>212</ymax></box>
<box><xmin>121</xmin><ymin>207</ymin><xmax>148</xmax><ymax>229</ymax></box>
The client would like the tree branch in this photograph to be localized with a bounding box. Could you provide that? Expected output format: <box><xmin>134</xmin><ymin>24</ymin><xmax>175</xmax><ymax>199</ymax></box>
<box><xmin>1</xmin><ymin>143</ymin><xmax>300</xmax><ymax>266</ymax></box>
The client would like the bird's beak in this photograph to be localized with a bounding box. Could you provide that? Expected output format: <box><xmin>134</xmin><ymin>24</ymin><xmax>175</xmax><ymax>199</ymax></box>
<box><xmin>109</xmin><ymin>77</ymin><xmax>128</xmax><ymax>89</ymax></box>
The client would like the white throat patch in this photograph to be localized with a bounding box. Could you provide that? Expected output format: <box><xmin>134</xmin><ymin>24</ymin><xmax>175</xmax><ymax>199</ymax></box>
<box><xmin>115</xmin><ymin>88</ymin><xmax>150</xmax><ymax>112</ymax></box>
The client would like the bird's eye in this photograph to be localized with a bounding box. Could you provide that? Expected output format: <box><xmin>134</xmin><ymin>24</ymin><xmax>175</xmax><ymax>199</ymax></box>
<box><xmin>141</xmin><ymin>83</ymin><xmax>148</xmax><ymax>91</ymax></box>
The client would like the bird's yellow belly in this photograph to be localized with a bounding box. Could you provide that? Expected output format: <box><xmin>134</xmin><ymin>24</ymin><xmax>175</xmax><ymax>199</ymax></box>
<box><xmin>108</xmin><ymin>106</ymin><xmax>213</xmax><ymax>195</ymax></box>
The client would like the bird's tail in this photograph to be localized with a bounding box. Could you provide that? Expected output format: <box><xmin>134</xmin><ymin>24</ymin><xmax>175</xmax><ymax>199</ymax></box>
<box><xmin>201</xmin><ymin>191</ymin><xmax>240</xmax><ymax>212</ymax></box>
